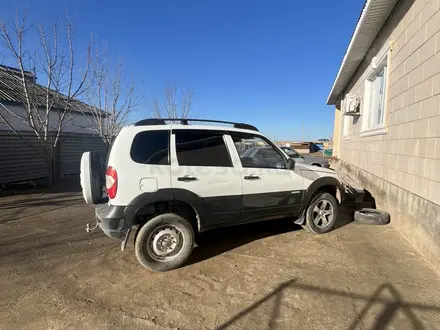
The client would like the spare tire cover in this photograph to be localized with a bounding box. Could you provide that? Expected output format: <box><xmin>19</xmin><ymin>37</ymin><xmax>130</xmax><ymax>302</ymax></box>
<box><xmin>80</xmin><ymin>151</ymin><xmax>103</xmax><ymax>204</ymax></box>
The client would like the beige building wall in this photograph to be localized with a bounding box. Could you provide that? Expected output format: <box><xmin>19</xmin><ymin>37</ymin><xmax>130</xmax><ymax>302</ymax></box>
<box><xmin>336</xmin><ymin>0</ymin><xmax>440</xmax><ymax>270</ymax></box>
<box><xmin>332</xmin><ymin>107</ymin><xmax>341</xmax><ymax>157</ymax></box>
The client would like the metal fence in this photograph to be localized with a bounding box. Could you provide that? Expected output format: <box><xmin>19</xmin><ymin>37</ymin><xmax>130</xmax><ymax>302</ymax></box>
<box><xmin>58</xmin><ymin>134</ymin><xmax>108</xmax><ymax>176</ymax></box>
<box><xmin>0</xmin><ymin>131</ymin><xmax>108</xmax><ymax>184</ymax></box>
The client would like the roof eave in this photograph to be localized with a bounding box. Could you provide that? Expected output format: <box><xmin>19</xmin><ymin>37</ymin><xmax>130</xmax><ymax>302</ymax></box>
<box><xmin>327</xmin><ymin>0</ymin><xmax>400</xmax><ymax>105</ymax></box>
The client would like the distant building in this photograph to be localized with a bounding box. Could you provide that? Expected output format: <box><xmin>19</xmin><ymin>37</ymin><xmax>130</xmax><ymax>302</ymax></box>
<box><xmin>0</xmin><ymin>65</ymin><xmax>104</xmax><ymax>133</ymax></box>
<box><xmin>0</xmin><ymin>65</ymin><xmax>107</xmax><ymax>184</ymax></box>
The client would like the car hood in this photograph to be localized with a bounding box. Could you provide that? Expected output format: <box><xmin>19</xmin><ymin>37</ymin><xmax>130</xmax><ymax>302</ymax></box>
<box><xmin>295</xmin><ymin>162</ymin><xmax>334</xmax><ymax>175</ymax></box>
<box><xmin>303</xmin><ymin>155</ymin><xmax>327</xmax><ymax>164</ymax></box>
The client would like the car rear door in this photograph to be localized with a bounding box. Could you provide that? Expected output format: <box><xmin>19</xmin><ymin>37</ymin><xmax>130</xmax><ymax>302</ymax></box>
<box><xmin>226</xmin><ymin>132</ymin><xmax>305</xmax><ymax>222</ymax></box>
<box><xmin>170</xmin><ymin>128</ymin><xmax>243</xmax><ymax>229</ymax></box>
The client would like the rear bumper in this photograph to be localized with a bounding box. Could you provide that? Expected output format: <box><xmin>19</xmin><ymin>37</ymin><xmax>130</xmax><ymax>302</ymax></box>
<box><xmin>95</xmin><ymin>203</ymin><xmax>127</xmax><ymax>240</ymax></box>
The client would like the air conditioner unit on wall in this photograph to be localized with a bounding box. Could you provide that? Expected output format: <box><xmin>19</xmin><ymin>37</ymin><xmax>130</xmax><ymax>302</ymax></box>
<box><xmin>343</xmin><ymin>96</ymin><xmax>361</xmax><ymax>116</ymax></box>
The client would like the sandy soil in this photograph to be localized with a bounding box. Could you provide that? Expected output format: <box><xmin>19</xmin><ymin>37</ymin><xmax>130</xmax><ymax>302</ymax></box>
<box><xmin>1</xmin><ymin>189</ymin><xmax>440</xmax><ymax>329</ymax></box>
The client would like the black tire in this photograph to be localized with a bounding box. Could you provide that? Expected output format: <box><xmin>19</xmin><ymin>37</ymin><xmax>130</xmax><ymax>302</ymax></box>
<box><xmin>134</xmin><ymin>213</ymin><xmax>195</xmax><ymax>272</ymax></box>
<box><xmin>354</xmin><ymin>208</ymin><xmax>390</xmax><ymax>225</ymax></box>
<box><xmin>304</xmin><ymin>192</ymin><xmax>339</xmax><ymax>234</ymax></box>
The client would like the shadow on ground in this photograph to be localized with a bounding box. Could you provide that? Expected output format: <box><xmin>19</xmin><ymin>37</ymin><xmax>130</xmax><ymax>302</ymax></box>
<box><xmin>187</xmin><ymin>201</ymin><xmax>356</xmax><ymax>266</ymax></box>
<box><xmin>0</xmin><ymin>193</ymin><xmax>82</xmax><ymax>209</ymax></box>
<box><xmin>0</xmin><ymin>231</ymin><xmax>100</xmax><ymax>257</ymax></box>
<box><xmin>0</xmin><ymin>176</ymin><xmax>81</xmax><ymax>198</ymax></box>
<box><xmin>0</xmin><ymin>193</ymin><xmax>83</xmax><ymax>224</ymax></box>
<box><xmin>216</xmin><ymin>280</ymin><xmax>440</xmax><ymax>330</ymax></box>
<box><xmin>187</xmin><ymin>218</ymin><xmax>302</xmax><ymax>266</ymax></box>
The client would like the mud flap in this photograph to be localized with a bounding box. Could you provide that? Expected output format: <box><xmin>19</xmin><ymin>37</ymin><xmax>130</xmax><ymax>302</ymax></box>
<box><xmin>294</xmin><ymin>211</ymin><xmax>305</xmax><ymax>225</ymax></box>
<box><xmin>121</xmin><ymin>228</ymin><xmax>131</xmax><ymax>252</ymax></box>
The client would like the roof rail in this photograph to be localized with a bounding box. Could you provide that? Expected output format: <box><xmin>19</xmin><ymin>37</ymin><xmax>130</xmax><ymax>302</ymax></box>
<box><xmin>134</xmin><ymin>118</ymin><xmax>166</xmax><ymax>126</ymax></box>
<box><xmin>134</xmin><ymin>118</ymin><xmax>259</xmax><ymax>131</ymax></box>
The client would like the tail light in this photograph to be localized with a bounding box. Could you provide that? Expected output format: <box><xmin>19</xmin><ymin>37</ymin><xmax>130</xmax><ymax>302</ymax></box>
<box><xmin>106</xmin><ymin>166</ymin><xmax>118</xmax><ymax>199</ymax></box>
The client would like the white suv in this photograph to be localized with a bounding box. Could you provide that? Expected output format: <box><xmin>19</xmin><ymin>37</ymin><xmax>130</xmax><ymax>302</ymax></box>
<box><xmin>81</xmin><ymin>119</ymin><xmax>344</xmax><ymax>272</ymax></box>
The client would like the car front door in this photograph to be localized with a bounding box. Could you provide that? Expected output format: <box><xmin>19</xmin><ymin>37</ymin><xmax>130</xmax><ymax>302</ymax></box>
<box><xmin>226</xmin><ymin>133</ymin><xmax>305</xmax><ymax>222</ymax></box>
<box><xmin>170</xmin><ymin>129</ymin><xmax>243</xmax><ymax>229</ymax></box>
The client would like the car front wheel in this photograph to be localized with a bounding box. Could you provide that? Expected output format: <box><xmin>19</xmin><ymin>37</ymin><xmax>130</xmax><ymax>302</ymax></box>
<box><xmin>303</xmin><ymin>192</ymin><xmax>338</xmax><ymax>234</ymax></box>
<box><xmin>135</xmin><ymin>213</ymin><xmax>195</xmax><ymax>272</ymax></box>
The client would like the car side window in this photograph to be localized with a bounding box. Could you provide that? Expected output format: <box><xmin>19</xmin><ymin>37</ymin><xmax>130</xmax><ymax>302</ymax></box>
<box><xmin>261</xmin><ymin>149</ymin><xmax>278</xmax><ymax>159</ymax></box>
<box><xmin>174</xmin><ymin>130</ymin><xmax>233</xmax><ymax>167</ymax></box>
<box><xmin>130</xmin><ymin>130</ymin><xmax>170</xmax><ymax>165</ymax></box>
<box><xmin>291</xmin><ymin>150</ymin><xmax>300</xmax><ymax>158</ymax></box>
<box><xmin>232</xmin><ymin>133</ymin><xmax>286</xmax><ymax>169</ymax></box>
<box><xmin>284</xmin><ymin>148</ymin><xmax>300</xmax><ymax>158</ymax></box>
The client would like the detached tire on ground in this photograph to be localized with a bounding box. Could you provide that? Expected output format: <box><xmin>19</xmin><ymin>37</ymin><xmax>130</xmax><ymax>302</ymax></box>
<box><xmin>303</xmin><ymin>192</ymin><xmax>339</xmax><ymax>234</ymax></box>
<box><xmin>354</xmin><ymin>208</ymin><xmax>390</xmax><ymax>225</ymax></box>
<box><xmin>135</xmin><ymin>213</ymin><xmax>195</xmax><ymax>272</ymax></box>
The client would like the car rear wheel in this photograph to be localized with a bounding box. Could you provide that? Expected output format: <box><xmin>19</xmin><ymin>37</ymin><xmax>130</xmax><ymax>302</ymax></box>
<box><xmin>135</xmin><ymin>213</ymin><xmax>195</xmax><ymax>272</ymax></box>
<box><xmin>303</xmin><ymin>192</ymin><xmax>338</xmax><ymax>234</ymax></box>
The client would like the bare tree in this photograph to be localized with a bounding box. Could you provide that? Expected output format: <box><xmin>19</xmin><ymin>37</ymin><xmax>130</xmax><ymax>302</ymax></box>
<box><xmin>151</xmin><ymin>84</ymin><xmax>194</xmax><ymax>119</ymax></box>
<box><xmin>0</xmin><ymin>11</ymin><xmax>93</xmax><ymax>180</ymax></box>
<box><xmin>82</xmin><ymin>58</ymin><xmax>141</xmax><ymax>146</ymax></box>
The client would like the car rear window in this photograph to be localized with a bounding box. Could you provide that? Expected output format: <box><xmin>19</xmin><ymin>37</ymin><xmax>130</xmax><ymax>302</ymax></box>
<box><xmin>130</xmin><ymin>130</ymin><xmax>170</xmax><ymax>165</ymax></box>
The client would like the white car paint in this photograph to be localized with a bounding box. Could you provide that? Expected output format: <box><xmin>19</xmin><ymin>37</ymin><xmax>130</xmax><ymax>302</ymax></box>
<box><xmin>103</xmin><ymin>123</ymin><xmax>342</xmax><ymax>207</ymax></box>
<box><xmin>107</xmin><ymin>126</ymin><xmax>172</xmax><ymax>206</ymax></box>
<box><xmin>169</xmin><ymin>133</ymin><xmax>243</xmax><ymax>198</ymax></box>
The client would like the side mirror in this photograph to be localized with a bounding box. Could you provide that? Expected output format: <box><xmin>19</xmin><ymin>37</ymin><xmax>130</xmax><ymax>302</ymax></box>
<box><xmin>287</xmin><ymin>158</ymin><xmax>295</xmax><ymax>170</ymax></box>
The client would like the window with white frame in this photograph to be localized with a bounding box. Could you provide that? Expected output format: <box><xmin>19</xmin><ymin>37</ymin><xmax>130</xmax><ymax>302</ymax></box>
<box><xmin>361</xmin><ymin>41</ymin><xmax>391</xmax><ymax>135</ymax></box>
<box><xmin>369</xmin><ymin>68</ymin><xmax>387</xmax><ymax>127</ymax></box>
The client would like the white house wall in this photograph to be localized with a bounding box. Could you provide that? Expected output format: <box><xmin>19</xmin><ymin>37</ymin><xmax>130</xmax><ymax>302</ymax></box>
<box><xmin>0</xmin><ymin>104</ymin><xmax>98</xmax><ymax>134</ymax></box>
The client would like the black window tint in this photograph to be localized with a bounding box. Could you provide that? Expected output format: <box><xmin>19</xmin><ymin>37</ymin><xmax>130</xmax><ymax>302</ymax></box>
<box><xmin>175</xmin><ymin>130</ymin><xmax>232</xmax><ymax>167</ymax></box>
<box><xmin>130</xmin><ymin>130</ymin><xmax>169</xmax><ymax>165</ymax></box>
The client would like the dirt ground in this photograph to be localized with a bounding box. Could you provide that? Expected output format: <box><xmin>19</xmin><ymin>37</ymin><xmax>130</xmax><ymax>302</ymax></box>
<box><xmin>1</xmin><ymin>188</ymin><xmax>440</xmax><ymax>330</ymax></box>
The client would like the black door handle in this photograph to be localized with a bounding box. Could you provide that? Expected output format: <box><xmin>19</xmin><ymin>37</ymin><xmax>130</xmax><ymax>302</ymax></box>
<box><xmin>244</xmin><ymin>174</ymin><xmax>260</xmax><ymax>180</ymax></box>
<box><xmin>177</xmin><ymin>175</ymin><xmax>198</xmax><ymax>182</ymax></box>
